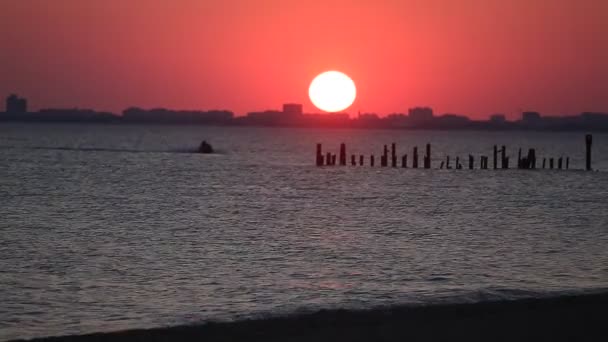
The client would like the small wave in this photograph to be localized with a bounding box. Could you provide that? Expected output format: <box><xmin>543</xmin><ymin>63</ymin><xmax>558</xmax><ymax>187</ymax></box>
<box><xmin>426</xmin><ymin>276</ymin><xmax>451</xmax><ymax>282</ymax></box>
<box><xmin>426</xmin><ymin>286</ymin><xmax>608</xmax><ymax>306</ymax></box>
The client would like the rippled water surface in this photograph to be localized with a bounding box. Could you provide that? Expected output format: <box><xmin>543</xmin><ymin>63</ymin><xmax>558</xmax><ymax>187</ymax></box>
<box><xmin>1</xmin><ymin>124</ymin><xmax>607</xmax><ymax>340</ymax></box>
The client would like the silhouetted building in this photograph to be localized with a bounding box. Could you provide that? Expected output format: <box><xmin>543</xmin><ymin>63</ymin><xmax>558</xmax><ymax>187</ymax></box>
<box><xmin>436</xmin><ymin>114</ymin><xmax>470</xmax><ymax>128</ymax></box>
<box><xmin>385</xmin><ymin>113</ymin><xmax>409</xmax><ymax>127</ymax></box>
<box><xmin>353</xmin><ymin>112</ymin><xmax>383</xmax><ymax>128</ymax></box>
<box><xmin>122</xmin><ymin>107</ymin><xmax>233</xmax><ymax>124</ymax></box>
<box><xmin>35</xmin><ymin>108</ymin><xmax>117</xmax><ymax>122</ymax></box>
<box><xmin>282</xmin><ymin>103</ymin><xmax>303</xmax><ymax>116</ymax></box>
<box><xmin>490</xmin><ymin>114</ymin><xmax>506</xmax><ymax>123</ymax></box>
<box><xmin>6</xmin><ymin>94</ymin><xmax>27</xmax><ymax>114</ymax></box>
<box><xmin>522</xmin><ymin>111</ymin><xmax>541</xmax><ymax>124</ymax></box>
<box><xmin>244</xmin><ymin>110</ymin><xmax>285</xmax><ymax>125</ymax></box>
<box><xmin>408</xmin><ymin>107</ymin><xmax>434</xmax><ymax>124</ymax></box>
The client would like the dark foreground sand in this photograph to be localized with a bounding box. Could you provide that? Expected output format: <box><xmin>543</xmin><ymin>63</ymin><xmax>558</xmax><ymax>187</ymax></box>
<box><xmin>23</xmin><ymin>292</ymin><xmax>607</xmax><ymax>342</ymax></box>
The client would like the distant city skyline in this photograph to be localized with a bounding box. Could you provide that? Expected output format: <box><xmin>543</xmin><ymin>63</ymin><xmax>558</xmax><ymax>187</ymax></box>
<box><xmin>3</xmin><ymin>93</ymin><xmax>608</xmax><ymax>132</ymax></box>
<box><xmin>2</xmin><ymin>0</ymin><xmax>607</xmax><ymax>119</ymax></box>
<box><xmin>3</xmin><ymin>93</ymin><xmax>608</xmax><ymax>120</ymax></box>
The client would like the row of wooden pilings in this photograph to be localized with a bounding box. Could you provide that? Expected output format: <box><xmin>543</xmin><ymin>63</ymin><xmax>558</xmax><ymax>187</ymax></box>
<box><xmin>315</xmin><ymin>134</ymin><xmax>594</xmax><ymax>171</ymax></box>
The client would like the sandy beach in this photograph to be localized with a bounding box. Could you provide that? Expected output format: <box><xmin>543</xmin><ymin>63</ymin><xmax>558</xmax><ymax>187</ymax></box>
<box><xmin>19</xmin><ymin>291</ymin><xmax>606</xmax><ymax>342</ymax></box>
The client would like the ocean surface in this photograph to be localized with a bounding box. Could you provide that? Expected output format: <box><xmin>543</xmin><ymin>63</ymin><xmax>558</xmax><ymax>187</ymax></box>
<box><xmin>1</xmin><ymin>123</ymin><xmax>607</xmax><ymax>341</ymax></box>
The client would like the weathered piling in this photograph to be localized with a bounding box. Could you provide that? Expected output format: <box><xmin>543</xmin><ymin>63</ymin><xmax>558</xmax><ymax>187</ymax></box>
<box><xmin>314</xmin><ymin>138</ymin><xmax>582</xmax><ymax>172</ymax></box>
<box><xmin>424</xmin><ymin>144</ymin><xmax>431</xmax><ymax>169</ymax></box>
<box><xmin>316</xmin><ymin>143</ymin><xmax>323</xmax><ymax>166</ymax></box>
<box><xmin>370</xmin><ymin>155</ymin><xmax>375</xmax><ymax>167</ymax></box>
<box><xmin>440</xmin><ymin>161</ymin><xmax>445</xmax><ymax>169</ymax></box>
<box><xmin>518</xmin><ymin>148</ymin><xmax>522</xmax><ymax>169</ymax></box>
<box><xmin>586</xmin><ymin>134</ymin><xmax>592</xmax><ymax>171</ymax></box>
<box><xmin>339</xmin><ymin>143</ymin><xmax>346</xmax><ymax>166</ymax></box>
<box><xmin>391</xmin><ymin>143</ymin><xmax>397</xmax><ymax>167</ymax></box>
<box><xmin>527</xmin><ymin>149</ymin><xmax>536</xmax><ymax>169</ymax></box>
<box><xmin>381</xmin><ymin>145</ymin><xmax>388</xmax><ymax>167</ymax></box>
<box><xmin>402</xmin><ymin>154</ymin><xmax>408</xmax><ymax>168</ymax></box>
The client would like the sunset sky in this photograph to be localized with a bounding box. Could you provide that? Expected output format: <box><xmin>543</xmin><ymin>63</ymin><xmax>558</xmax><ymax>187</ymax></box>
<box><xmin>1</xmin><ymin>0</ymin><xmax>607</xmax><ymax>119</ymax></box>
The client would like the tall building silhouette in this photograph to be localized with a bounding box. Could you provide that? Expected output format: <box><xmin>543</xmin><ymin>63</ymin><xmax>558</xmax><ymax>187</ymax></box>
<box><xmin>282</xmin><ymin>103</ymin><xmax>303</xmax><ymax>116</ymax></box>
<box><xmin>6</xmin><ymin>94</ymin><xmax>27</xmax><ymax>114</ymax></box>
<box><xmin>408</xmin><ymin>107</ymin><xmax>434</xmax><ymax>123</ymax></box>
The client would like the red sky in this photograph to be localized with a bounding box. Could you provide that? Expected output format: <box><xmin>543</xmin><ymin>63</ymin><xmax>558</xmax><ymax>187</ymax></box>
<box><xmin>1</xmin><ymin>0</ymin><xmax>607</xmax><ymax>119</ymax></box>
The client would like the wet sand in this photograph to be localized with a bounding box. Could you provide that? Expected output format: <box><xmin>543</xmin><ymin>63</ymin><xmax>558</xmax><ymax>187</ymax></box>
<box><xmin>21</xmin><ymin>292</ymin><xmax>607</xmax><ymax>342</ymax></box>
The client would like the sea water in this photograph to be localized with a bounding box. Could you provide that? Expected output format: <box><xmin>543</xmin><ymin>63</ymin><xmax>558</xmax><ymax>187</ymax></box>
<box><xmin>1</xmin><ymin>123</ymin><xmax>607</xmax><ymax>340</ymax></box>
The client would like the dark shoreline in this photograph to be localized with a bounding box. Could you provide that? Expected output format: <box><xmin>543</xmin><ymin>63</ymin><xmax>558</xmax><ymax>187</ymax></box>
<box><xmin>19</xmin><ymin>292</ymin><xmax>607</xmax><ymax>342</ymax></box>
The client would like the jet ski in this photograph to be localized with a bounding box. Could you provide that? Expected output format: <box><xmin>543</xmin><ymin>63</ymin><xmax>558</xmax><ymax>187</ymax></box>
<box><xmin>198</xmin><ymin>140</ymin><xmax>214</xmax><ymax>154</ymax></box>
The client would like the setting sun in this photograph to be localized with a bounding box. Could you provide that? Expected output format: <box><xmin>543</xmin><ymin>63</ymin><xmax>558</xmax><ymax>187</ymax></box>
<box><xmin>308</xmin><ymin>71</ymin><xmax>356</xmax><ymax>112</ymax></box>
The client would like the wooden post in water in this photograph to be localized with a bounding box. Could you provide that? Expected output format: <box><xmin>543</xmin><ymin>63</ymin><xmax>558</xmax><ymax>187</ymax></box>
<box><xmin>505</xmin><ymin>157</ymin><xmax>510</xmax><ymax>169</ymax></box>
<box><xmin>469</xmin><ymin>155</ymin><xmax>474</xmax><ymax>169</ymax></box>
<box><xmin>413</xmin><ymin>147</ymin><xmax>419</xmax><ymax>168</ymax></box>
<box><xmin>424</xmin><ymin>143</ymin><xmax>431</xmax><ymax>169</ymax></box>
<box><xmin>339</xmin><ymin>143</ymin><xmax>346</xmax><ymax>166</ymax></box>
<box><xmin>325</xmin><ymin>152</ymin><xmax>331</xmax><ymax>166</ymax></box>
<box><xmin>566</xmin><ymin>157</ymin><xmax>570</xmax><ymax>170</ymax></box>
<box><xmin>381</xmin><ymin>145</ymin><xmax>388</xmax><ymax>167</ymax></box>
<box><xmin>402</xmin><ymin>154</ymin><xmax>408</xmax><ymax>168</ymax></box>
<box><xmin>501</xmin><ymin>146</ymin><xmax>507</xmax><ymax>169</ymax></box>
<box><xmin>370</xmin><ymin>155</ymin><xmax>375</xmax><ymax>167</ymax></box>
<box><xmin>493</xmin><ymin>145</ymin><xmax>498</xmax><ymax>169</ymax></box>
<box><xmin>586</xmin><ymin>134</ymin><xmax>593</xmax><ymax>171</ymax></box>
<box><xmin>526</xmin><ymin>149</ymin><xmax>536</xmax><ymax>169</ymax></box>
<box><xmin>518</xmin><ymin>148</ymin><xmax>522</xmax><ymax>169</ymax></box>
<box><xmin>446</xmin><ymin>155</ymin><xmax>451</xmax><ymax>169</ymax></box>
<box><xmin>351</xmin><ymin>154</ymin><xmax>356</xmax><ymax>166</ymax></box>
<box><xmin>558</xmin><ymin>157</ymin><xmax>563</xmax><ymax>169</ymax></box>
<box><xmin>391</xmin><ymin>143</ymin><xmax>397</xmax><ymax>167</ymax></box>
<box><xmin>549</xmin><ymin>158</ymin><xmax>554</xmax><ymax>169</ymax></box>
<box><xmin>440</xmin><ymin>161</ymin><xmax>445</xmax><ymax>169</ymax></box>
<box><xmin>359</xmin><ymin>155</ymin><xmax>364</xmax><ymax>166</ymax></box>
<box><xmin>456</xmin><ymin>156</ymin><xmax>460</xmax><ymax>169</ymax></box>
<box><xmin>542</xmin><ymin>158</ymin><xmax>546</xmax><ymax>169</ymax></box>
<box><xmin>316</xmin><ymin>143</ymin><xmax>323</xmax><ymax>166</ymax></box>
